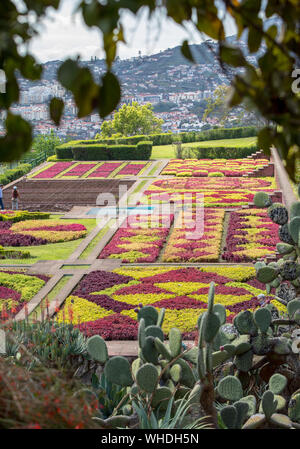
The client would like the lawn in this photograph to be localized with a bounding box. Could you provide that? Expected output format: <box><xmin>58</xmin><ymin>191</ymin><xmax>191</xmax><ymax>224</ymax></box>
<box><xmin>151</xmin><ymin>136</ymin><xmax>257</xmax><ymax>159</ymax></box>
<box><xmin>0</xmin><ymin>215</ymin><xmax>97</xmax><ymax>265</ymax></box>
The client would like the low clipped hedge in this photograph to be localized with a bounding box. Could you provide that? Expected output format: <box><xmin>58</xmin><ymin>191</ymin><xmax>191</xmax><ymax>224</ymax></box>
<box><xmin>184</xmin><ymin>145</ymin><xmax>258</xmax><ymax>159</ymax></box>
<box><xmin>95</xmin><ymin>126</ymin><xmax>257</xmax><ymax>146</ymax></box>
<box><xmin>0</xmin><ymin>211</ymin><xmax>50</xmax><ymax>222</ymax></box>
<box><xmin>72</xmin><ymin>145</ymin><xmax>109</xmax><ymax>161</ymax></box>
<box><xmin>55</xmin><ymin>141</ymin><xmax>152</xmax><ymax>161</ymax></box>
<box><xmin>0</xmin><ymin>164</ymin><xmax>32</xmax><ymax>186</ymax></box>
<box><xmin>110</xmin><ymin>141</ymin><xmax>152</xmax><ymax>160</ymax></box>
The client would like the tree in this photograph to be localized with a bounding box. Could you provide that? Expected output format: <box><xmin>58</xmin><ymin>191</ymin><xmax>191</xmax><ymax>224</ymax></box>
<box><xmin>31</xmin><ymin>130</ymin><xmax>62</xmax><ymax>157</ymax></box>
<box><xmin>0</xmin><ymin>1</ymin><xmax>300</xmax><ymax>179</ymax></box>
<box><xmin>203</xmin><ymin>85</ymin><xmax>265</xmax><ymax>127</ymax></box>
<box><xmin>98</xmin><ymin>102</ymin><xmax>164</xmax><ymax>137</ymax></box>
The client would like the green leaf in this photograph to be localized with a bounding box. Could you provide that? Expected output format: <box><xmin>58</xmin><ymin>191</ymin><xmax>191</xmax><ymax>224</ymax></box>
<box><xmin>99</xmin><ymin>71</ymin><xmax>121</xmax><ymax>118</ymax></box>
<box><xmin>0</xmin><ymin>113</ymin><xmax>32</xmax><ymax>161</ymax></box>
<box><xmin>248</xmin><ymin>27</ymin><xmax>262</xmax><ymax>53</ymax></box>
<box><xmin>257</xmin><ymin>127</ymin><xmax>273</xmax><ymax>155</ymax></box>
<box><xmin>49</xmin><ymin>97</ymin><xmax>64</xmax><ymax>126</ymax></box>
<box><xmin>220</xmin><ymin>44</ymin><xmax>247</xmax><ymax>67</ymax></box>
<box><xmin>181</xmin><ymin>40</ymin><xmax>195</xmax><ymax>63</ymax></box>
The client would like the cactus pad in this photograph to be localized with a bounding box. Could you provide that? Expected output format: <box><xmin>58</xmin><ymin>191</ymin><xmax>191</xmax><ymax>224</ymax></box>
<box><xmin>217</xmin><ymin>375</ymin><xmax>243</xmax><ymax>402</ymax></box>
<box><xmin>234</xmin><ymin>310</ymin><xmax>258</xmax><ymax>336</ymax></box>
<box><xmin>104</xmin><ymin>356</ymin><xmax>133</xmax><ymax>387</ymax></box>
<box><xmin>137</xmin><ymin>306</ymin><xmax>158</xmax><ymax>327</ymax></box>
<box><xmin>169</xmin><ymin>327</ymin><xmax>182</xmax><ymax>358</ymax></box>
<box><xmin>86</xmin><ymin>335</ymin><xmax>108</xmax><ymax>363</ymax></box>
<box><xmin>136</xmin><ymin>363</ymin><xmax>159</xmax><ymax>393</ymax></box>
<box><xmin>254</xmin><ymin>192</ymin><xmax>272</xmax><ymax>208</ymax></box>
<box><xmin>269</xmin><ymin>373</ymin><xmax>287</xmax><ymax>395</ymax></box>
<box><xmin>254</xmin><ymin>308</ymin><xmax>272</xmax><ymax>333</ymax></box>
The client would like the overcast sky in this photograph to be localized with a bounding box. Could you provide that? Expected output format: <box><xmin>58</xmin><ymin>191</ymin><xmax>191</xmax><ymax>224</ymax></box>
<box><xmin>29</xmin><ymin>0</ymin><xmax>236</xmax><ymax>62</ymax></box>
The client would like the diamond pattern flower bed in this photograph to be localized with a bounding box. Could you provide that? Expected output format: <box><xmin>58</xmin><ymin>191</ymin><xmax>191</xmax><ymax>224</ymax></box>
<box><xmin>0</xmin><ymin>269</ymin><xmax>49</xmax><ymax>319</ymax></box>
<box><xmin>162</xmin><ymin>208</ymin><xmax>225</xmax><ymax>262</ymax></box>
<box><xmin>55</xmin><ymin>266</ymin><xmax>285</xmax><ymax>340</ymax></box>
<box><xmin>99</xmin><ymin>214</ymin><xmax>174</xmax><ymax>262</ymax></box>
<box><xmin>222</xmin><ymin>208</ymin><xmax>280</xmax><ymax>262</ymax></box>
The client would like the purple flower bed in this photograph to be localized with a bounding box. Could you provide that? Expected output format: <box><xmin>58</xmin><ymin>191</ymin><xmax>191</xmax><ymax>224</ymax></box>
<box><xmin>0</xmin><ymin>232</ymin><xmax>48</xmax><ymax>247</ymax></box>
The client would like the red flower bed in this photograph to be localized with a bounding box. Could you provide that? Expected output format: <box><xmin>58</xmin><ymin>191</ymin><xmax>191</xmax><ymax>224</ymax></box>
<box><xmin>34</xmin><ymin>162</ymin><xmax>73</xmax><ymax>179</ymax></box>
<box><xmin>63</xmin><ymin>163</ymin><xmax>96</xmax><ymax>177</ymax></box>
<box><xmin>117</xmin><ymin>163</ymin><xmax>146</xmax><ymax>176</ymax></box>
<box><xmin>87</xmin><ymin>162</ymin><xmax>122</xmax><ymax>178</ymax></box>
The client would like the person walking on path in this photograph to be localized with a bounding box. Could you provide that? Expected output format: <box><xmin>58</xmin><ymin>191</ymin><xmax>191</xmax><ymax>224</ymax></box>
<box><xmin>11</xmin><ymin>186</ymin><xmax>20</xmax><ymax>210</ymax></box>
<box><xmin>0</xmin><ymin>185</ymin><xmax>4</xmax><ymax>210</ymax></box>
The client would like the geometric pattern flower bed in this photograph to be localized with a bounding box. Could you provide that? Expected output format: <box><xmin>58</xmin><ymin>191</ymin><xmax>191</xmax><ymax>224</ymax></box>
<box><xmin>56</xmin><ymin>266</ymin><xmax>285</xmax><ymax>340</ymax></box>
<box><xmin>60</xmin><ymin>163</ymin><xmax>98</xmax><ymax>178</ymax></box>
<box><xmin>33</xmin><ymin>162</ymin><xmax>73</xmax><ymax>179</ymax></box>
<box><xmin>99</xmin><ymin>215</ymin><xmax>174</xmax><ymax>262</ymax></box>
<box><xmin>162</xmin><ymin>208</ymin><xmax>225</xmax><ymax>262</ymax></box>
<box><xmin>0</xmin><ymin>220</ymin><xmax>87</xmax><ymax>246</ymax></box>
<box><xmin>32</xmin><ymin>161</ymin><xmax>149</xmax><ymax>180</ymax></box>
<box><xmin>162</xmin><ymin>158</ymin><xmax>270</xmax><ymax>177</ymax></box>
<box><xmin>222</xmin><ymin>208</ymin><xmax>280</xmax><ymax>262</ymax></box>
<box><xmin>0</xmin><ymin>269</ymin><xmax>49</xmax><ymax>319</ymax></box>
<box><xmin>87</xmin><ymin>162</ymin><xmax>122</xmax><ymax>178</ymax></box>
<box><xmin>115</xmin><ymin>162</ymin><xmax>148</xmax><ymax>177</ymax></box>
<box><xmin>140</xmin><ymin>177</ymin><xmax>277</xmax><ymax>207</ymax></box>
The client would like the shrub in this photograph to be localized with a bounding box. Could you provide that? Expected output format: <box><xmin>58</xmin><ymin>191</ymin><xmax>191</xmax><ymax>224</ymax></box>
<box><xmin>109</xmin><ymin>142</ymin><xmax>152</xmax><ymax>160</ymax></box>
<box><xmin>72</xmin><ymin>145</ymin><xmax>109</xmax><ymax>161</ymax></box>
<box><xmin>109</xmin><ymin>144</ymin><xmax>138</xmax><ymax>160</ymax></box>
<box><xmin>183</xmin><ymin>145</ymin><xmax>258</xmax><ymax>159</ymax></box>
<box><xmin>0</xmin><ymin>164</ymin><xmax>32</xmax><ymax>186</ymax></box>
<box><xmin>55</xmin><ymin>143</ymin><xmax>74</xmax><ymax>159</ymax></box>
<box><xmin>136</xmin><ymin>141</ymin><xmax>152</xmax><ymax>160</ymax></box>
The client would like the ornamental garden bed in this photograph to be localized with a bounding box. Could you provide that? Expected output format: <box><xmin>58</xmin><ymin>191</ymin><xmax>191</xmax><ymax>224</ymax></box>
<box><xmin>0</xmin><ymin>269</ymin><xmax>50</xmax><ymax>319</ymax></box>
<box><xmin>162</xmin><ymin>208</ymin><xmax>225</xmax><ymax>262</ymax></box>
<box><xmin>139</xmin><ymin>177</ymin><xmax>277</xmax><ymax>207</ymax></box>
<box><xmin>54</xmin><ymin>266</ymin><xmax>285</xmax><ymax>340</ymax></box>
<box><xmin>99</xmin><ymin>214</ymin><xmax>174</xmax><ymax>263</ymax></box>
<box><xmin>0</xmin><ymin>219</ymin><xmax>87</xmax><ymax>247</ymax></box>
<box><xmin>222</xmin><ymin>208</ymin><xmax>280</xmax><ymax>262</ymax></box>
<box><xmin>162</xmin><ymin>158</ymin><xmax>269</xmax><ymax>177</ymax></box>
<box><xmin>31</xmin><ymin>161</ymin><xmax>149</xmax><ymax>180</ymax></box>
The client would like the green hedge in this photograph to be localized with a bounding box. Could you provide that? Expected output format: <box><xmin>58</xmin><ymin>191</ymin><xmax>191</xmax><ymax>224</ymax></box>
<box><xmin>0</xmin><ymin>164</ymin><xmax>32</xmax><ymax>186</ymax></box>
<box><xmin>0</xmin><ymin>211</ymin><xmax>50</xmax><ymax>222</ymax></box>
<box><xmin>55</xmin><ymin>141</ymin><xmax>152</xmax><ymax>161</ymax></box>
<box><xmin>95</xmin><ymin>126</ymin><xmax>258</xmax><ymax>146</ymax></box>
<box><xmin>110</xmin><ymin>141</ymin><xmax>152</xmax><ymax>160</ymax></box>
<box><xmin>72</xmin><ymin>145</ymin><xmax>109</xmax><ymax>161</ymax></box>
<box><xmin>183</xmin><ymin>145</ymin><xmax>258</xmax><ymax>159</ymax></box>
<box><xmin>55</xmin><ymin>143</ymin><xmax>73</xmax><ymax>159</ymax></box>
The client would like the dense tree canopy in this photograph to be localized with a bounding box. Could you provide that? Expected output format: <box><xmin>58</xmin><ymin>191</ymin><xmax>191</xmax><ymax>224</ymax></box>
<box><xmin>0</xmin><ymin>0</ymin><xmax>300</xmax><ymax>179</ymax></box>
<box><xmin>98</xmin><ymin>102</ymin><xmax>164</xmax><ymax>138</ymax></box>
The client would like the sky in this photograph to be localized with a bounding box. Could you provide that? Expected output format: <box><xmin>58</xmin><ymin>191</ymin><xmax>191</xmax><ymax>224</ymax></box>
<box><xmin>28</xmin><ymin>0</ymin><xmax>236</xmax><ymax>63</ymax></box>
